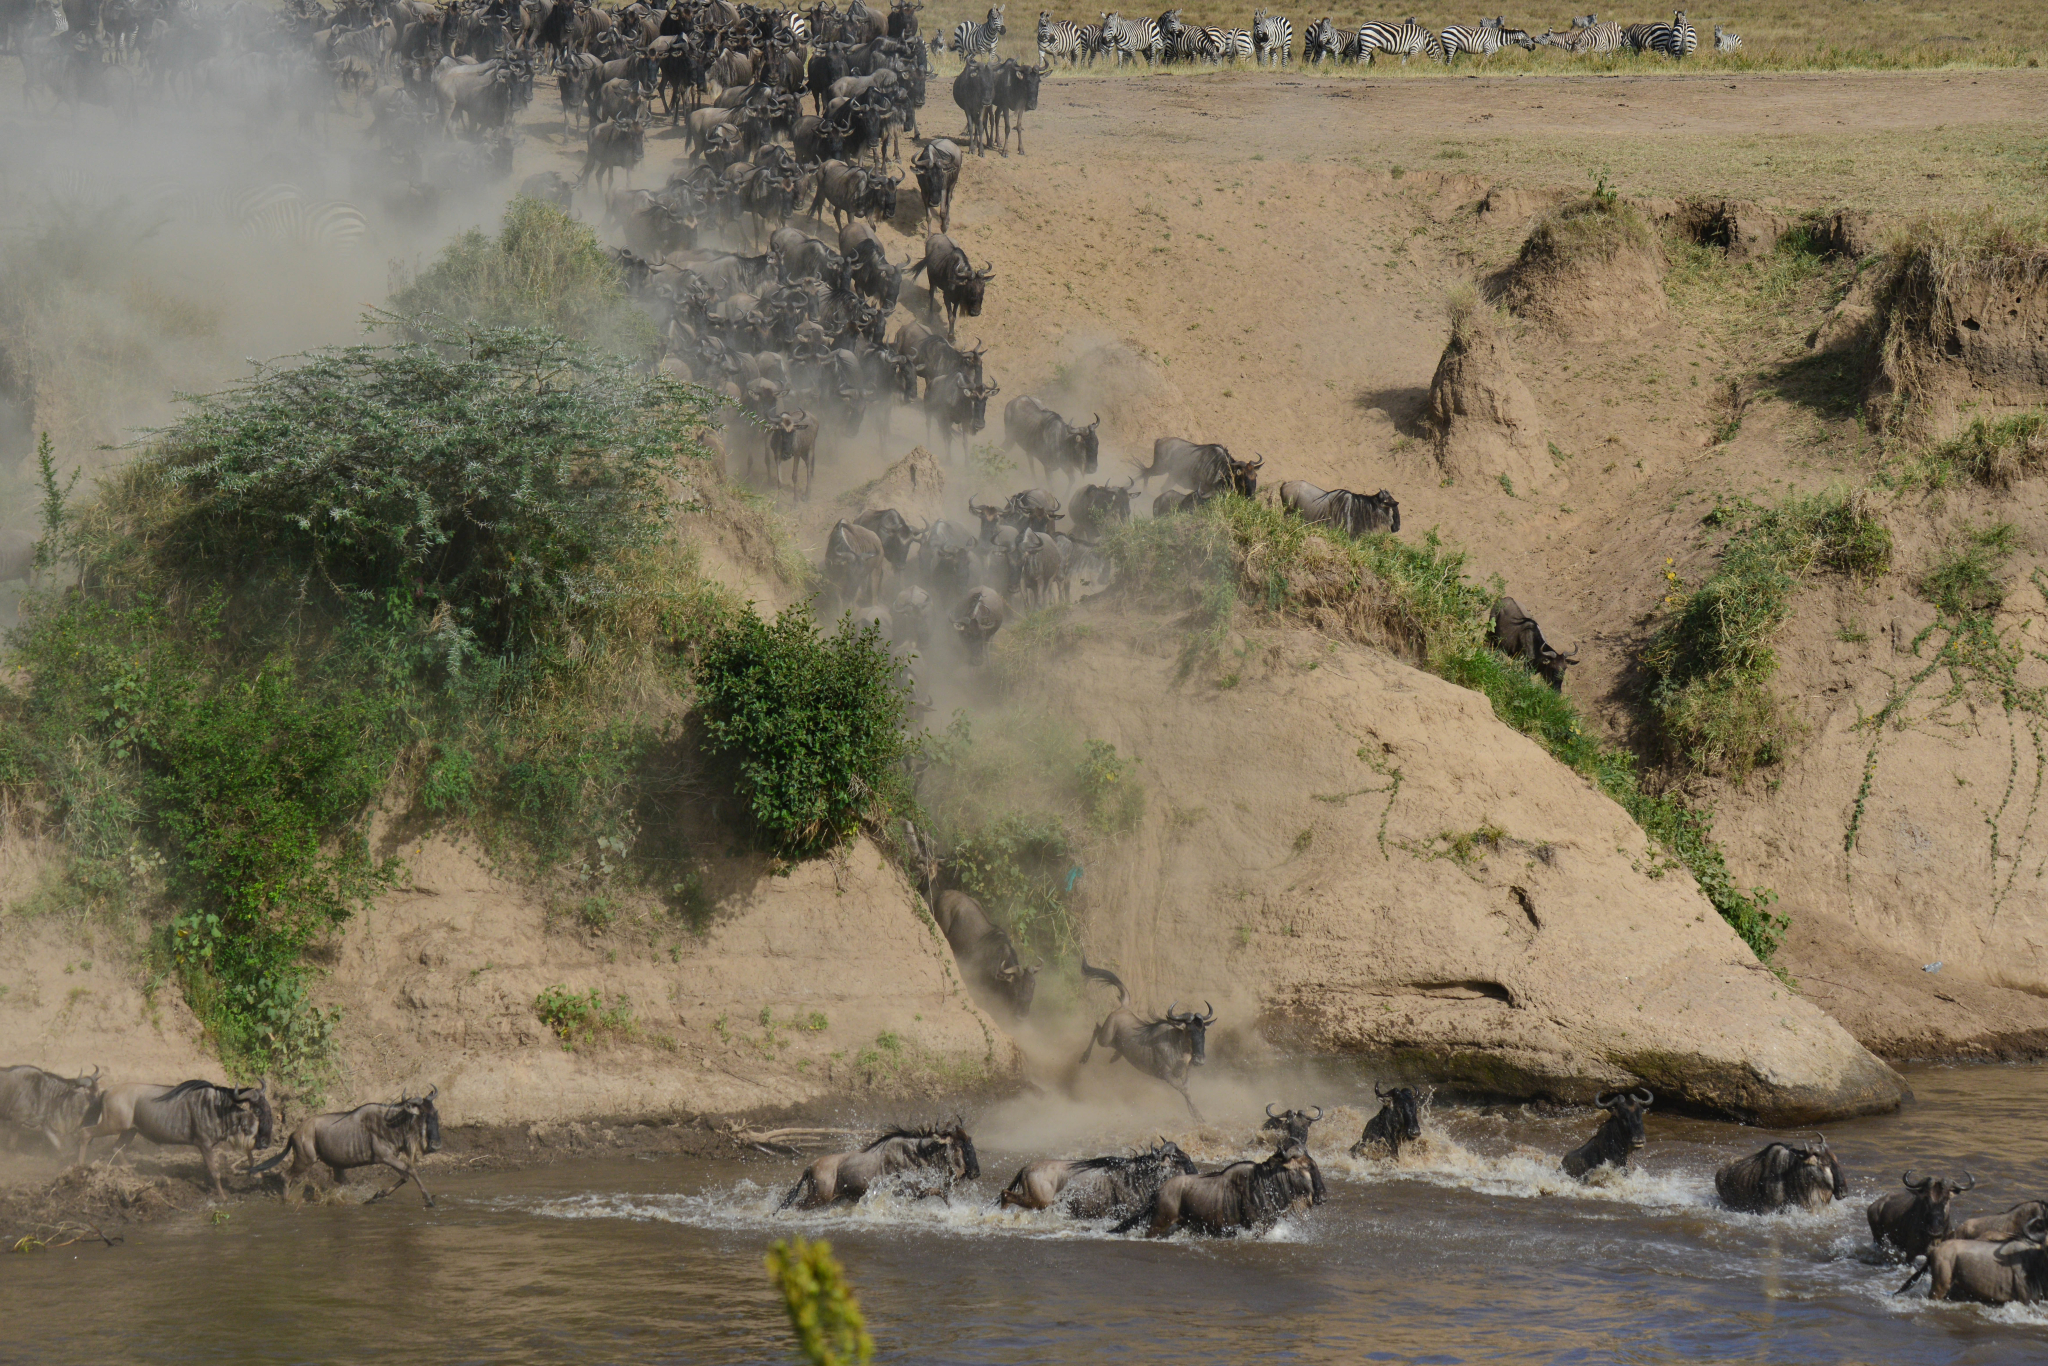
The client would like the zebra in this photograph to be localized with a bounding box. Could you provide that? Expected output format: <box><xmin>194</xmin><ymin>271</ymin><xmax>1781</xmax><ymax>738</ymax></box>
<box><xmin>1076</xmin><ymin>22</ymin><xmax>1106</xmax><ymax>61</ymax></box>
<box><xmin>952</xmin><ymin>4</ymin><xmax>1006</xmax><ymax>57</ymax></box>
<box><xmin>1354</xmin><ymin>19</ymin><xmax>1441</xmax><ymax>64</ymax></box>
<box><xmin>1713</xmin><ymin>24</ymin><xmax>1740</xmax><ymax>52</ymax></box>
<box><xmin>1038</xmin><ymin>10</ymin><xmax>1086</xmax><ymax>63</ymax></box>
<box><xmin>1098</xmin><ymin>11</ymin><xmax>1163</xmax><ymax>65</ymax></box>
<box><xmin>1669</xmin><ymin>10</ymin><xmax>1698</xmax><ymax>55</ymax></box>
<box><xmin>1215</xmin><ymin>26</ymin><xmax>1254</xmax><ymax>61</ymax></box>
<box><xmin>1440</xmin><ymin>23</ymin><xmax>1525</xmax><ymax>59</ymax></box>
<box><xmin>1624</xmin><ymin>11</ymin><xmax>1694</xmax><ymax>57</ymax></box>
<box><xmin>1165</xmin><ymin>23</ymin><xmax>1211</xmax><ymax>62</ymax></box>
<box><xmin>777</xmin><ymin>13</ymin><xmax>810</xmax><ymax>46</ymax></box>
<box><xmin>1302</xmin><ymin>16</ymin><xmax>1341</xmax><ymax>62</ymax></box>
<box><xmin>1251</xmin><ymin>9</ymin><xmax>1291</xmax><ymax>65</ymax></box>
<box><xmin>236</xmin><ymin>190</ymin><xmax>372</xmax><ymax>253</ymax></box>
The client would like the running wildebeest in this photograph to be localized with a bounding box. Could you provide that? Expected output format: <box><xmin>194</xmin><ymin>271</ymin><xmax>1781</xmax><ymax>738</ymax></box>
<box><xmin>910</xmin><ymin>137</ymin><xmax>963</xmax><ymax>231</ymax></box>
<box><xmin>1071</xmin><ymin>481</ymin><xmax>1135</xmax><ymax>538</ymax></box>
<box><xmin>768</xmin><ymin>409</ymin><xmax>821</xmax><ymax>495</ymax></box>
<box><xmin>1350</xmin><ymin>1084</ymin><xmax>1424</xmax><ymax>1161</ymax></box>
<box><xmin>1003</xmin><ymin>396</ymin><xmax>1099</xmax><ymax>486</ymax></box>
<box><xmin>1868</xmin><ymin>1170</ymin><xmax>1976</xmax><ymax>1258</ymax></box>
<box><xmin>891</xmin><ymin>585</ymin><xmax>932</xmax><ymax>647</ymax></box>
<box><xmin>578</xmin><ymin>115</ymin><xmax>645</xmax><ymax>190</ymax></box>
<box><xmin>1260</xmin><ymin>1104</ymin><xmax>1324</xmax><ymax>1146</ymax></box>
<box><xmin>1897</xmin><ymin>1215</ymin><xmax>2048</xmax><ymax>1304</ymax></box>
<box><xmin>1133</xmin><ymin>437</ymin><xmax>1260</xmax><ymax>497</ymax></box>
<box><xmin>85</xmin><ymin>1079</ymin><xmax>275</xmax><ymax>1197</ymax></box>
<box><xmin>931</xmin><ymin>890</ymin><xmax>1039</xmax><ymax>1018</ymax></box>
<box><xmin>1561</xmin><ymin>1088</ymin><xmax>1653</xmax><ymax>1180</ymax></box>
<box><xmin>854</xmin><ymin>507</ymin><xmax>918</xmax><ymax>570</ymax></box>
<box><xmin>1489</xmin><ymin>596</ymin><xmax>1578</xmax><ymax>691</ymax></box>
<box><xmin>825</xmin><ymin>519</ymin><xmax>886</xmax><ymax>607</ymax></box>
<box><xmin>1277</xmin><ymin>480</ymin><xmax>1400</xmax><ymax>537</ymax></box>
<box><xmin>1714</xmin><ymin>1135</ymin><xmax>1848</xmax><ymax>1213</ymax></box>
<box><xmin>253</xmin><ymin>1087</ymin><xmax>444</xmax><ymax>1206</ymax></box>
<box><xmin>999</xmin><ymin>1138</ymin><xmax>1198</xmax><ymax>1217</ymax></box>
<box><xmin>0</xmin><ymin>1064</ymin><xmax>101</xmax><ymax>1159</ymax></box>
<box><xmin>778</xmin><ymin>1121</ymin><xmax>980</xmax><ymax>1209</ymax></box>
<box><xmin>953</xmin><ymin>584</ymin><xmax>1008</xmax><ymax>662</ymax></box>
<box><xmin>1114</xmin><ymin>1138</ymin><xmax>1319</xmax><ymax>1237</ymax></box>
<box><xmin>1077</xmin><ymin>959</ymin><xmax>1213</xmax><ymax>1119</ymax></box>
<box><xmin>907</xmin><ymin>232</ymin><xmax>993</xmax><ymax>338</ymax></box>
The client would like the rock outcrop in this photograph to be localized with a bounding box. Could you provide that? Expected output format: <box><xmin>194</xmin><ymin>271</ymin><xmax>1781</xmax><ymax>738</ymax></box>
<box><xmin>1428</xmin><ymin>305</ymin><xmax>1553</xmax><ymax>492</ymax></box>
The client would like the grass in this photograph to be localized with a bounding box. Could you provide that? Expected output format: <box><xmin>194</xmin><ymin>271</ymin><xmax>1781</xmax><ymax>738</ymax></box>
<box><xmin>533</xmin><ymin>984</ymin><xmax>637</xmax><ymax>1049</ymax></box>
<box><xmin>1898</xmin><ymin>411</ymin><xmax>2048</xmax><ymax>489</ymax></box>
<box><xmin>1102</xmin><ymin>497</ymin><xmax>1787</xmax><ymax>962</ymax></box>
<box><xmin>1920</xmin><ymin>523</ymin><xmax>2017</xmax><ymax>617</ymax></box>
<box><xmin>1514</xmin><ymin>187</ymin><xmax>1659</xmax><ymax>273</ymax></box>
<box><xmin>1643</xmin><ymin>491</ymin><xmax>1891</xmax><ymax>779</ymax></box>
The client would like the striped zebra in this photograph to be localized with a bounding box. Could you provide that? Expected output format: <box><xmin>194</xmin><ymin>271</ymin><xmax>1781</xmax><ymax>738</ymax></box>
<box><xmin>1165</xmin><ymin>24</ymin><xmax>1211</xmax><ymax>62</ymax></box>
<box><xmin>1076</xmin><ymin>22</ymin><xmax>1106</xmax><ymax>61</ymax></box>
<box><xmin>1216</xmin><ymin>26</ymin><xmax>1255</xmax><ymax>60</ymax></box>
<box><xmin>1564</xmin><ymin>17</ymin><xmax>1622</xmax><ymax>52</ymax></box>
<box><xmin>952</xmin><ymin>4</ymin><xmax>1006</xmax><ymax>57</ymax></box>
<box><xmin>776</xmin><ymin>13</ymin><xmax>810</xmax><ymax>46</ymax></box>
<box><xmin>1037</xmin><ymin>10</ymin><xmax>1087</xmax><ymax>63</ymax></box>
<box><xmin>1623</xmin><ymin>12</ymin><xmax>1693</xmax><ymax>57</ymax></box>
<box><xmin>1354</xmin><ymin>19</ymin><xmax>1441</xmax><ymax>63</ymax></box>
<box><xmin>1098</xmin><ymin>11</ymin><xmax>1163</xmax><ymax>65</ymax></box>
<box><xmin>236</xmin><ymin>190</ymin><xmax>372</xmax><ymax>253</ymax></box>
<box><xmin>1251</xmin><ymin>9</ymin><xmax>1291</xmax><ymax>65</ymax></box>
<box><xmin>1302</xmin><ymin>16</ymin><xmax>1342</xmax><ymax>62</ymax></box>
<box><xmin>1713</xmin><ymin>24</ymin><xmax>1740</xmax><ymax>51</ymax></box>
<box><xmin>1670</xmin><ymin>11</ymin><xmax>1699</xmax><ymax>55</ymax></box>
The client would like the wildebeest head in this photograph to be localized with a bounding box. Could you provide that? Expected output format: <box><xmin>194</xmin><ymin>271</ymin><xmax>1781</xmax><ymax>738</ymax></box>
<box><xmin>1150</xmin><ymin>1137</ymin><xmax>1198</xmax><ymax>1175</ymax></box>
<box><xmin>1261</xmin><ymin>1103</ymin><xmax>1324</xmax><ymax>1145</ymax></box>
<box><xmin>1794</xmin><ymin>1133</ymin><xmax>1850</xmax><ymax>1200</ymax></box>
<box><xmin>1902</xmin><ymin>1169</ymin><xmax>1975</xmax><ymax>1239</ymax></box>
<box><xmin>1595</xmin><ymin>1087</ymin><xmax>1653</xmax><ymax>1150</ymax></box>
<box><xmin>1068</xmin><ymin>414</ymin><xmax>1101</xmax><ymax>475</ymax></box>
<box><xmin>1375</xmin><ymin>1084</ymin><xmax>1423</xmax><ymax>1142</ymax></box>
<box><xmin>1164</xmin><ymin>1001</ymin><xmax>1215</xmax><ymax>1065</ymax></box>
<box><xmin>967</xmin><ymin>499</ymin><xmax>1005</xmax><ymax>541</ymax></box>
<box><xmin>923</xmin><ymin>1119</ymin><xmax>979</xmax><ymax>1180</ymax></box>
<box><xmin>398</xmin><ymin>1085</ymin><xmax>443</xmax><ymax>1154</ymax></box>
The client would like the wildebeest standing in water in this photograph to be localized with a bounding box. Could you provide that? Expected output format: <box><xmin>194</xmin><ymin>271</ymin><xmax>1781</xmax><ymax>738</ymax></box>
<box><xmin>778</xmin><ymin>1121</ymin><xmax>980</xmax><ymax>1209</ymax></box>
<box><xmin>253</xmin><ymin>1087</ymin><xmax>444</xmax><ymax>1206</ymax></box>
<box><xmin>1896</xmin><ymin>1214</ymin><xmax>2048</xmax><ymax>1304</ymax></box>
<box><xmin>1868</xmin><ymin>1169</ymin><xmax>1975</xmax><ymax>1258</ymax></box>
<box><xmin>1489</xmin><ymin>596</ymin><xmax>1578</xmax><ymax>690</ymax></box>
<box><xmin>931</xmin><ymin>889</ymin><xmax>1039</xmax><ymax>1018</ymax></box>
<box><xmin>998</xmin><ymin>1138</ymin><xmax>1198</xmax><ymax>1217</ymax></box>
<box><xmin>86</xmin><ymin>1079</ymin><xmax>276</xmax><ymax>1198</ymax></box>
<box><xmin>1114</xmin><ymin>1138</ymin><xmax>1319</xmax><ymax>1238</ymax></box>
<box><xmin>1560</xmin><ymin>1088</ymin><xmax>1652</xmax><ymax>1179</ymax></box>
<box><xmin>1714</xmin><ymin>1135</ymin><xmax>1848</xmax><ymax>1213</ymax></box>
<box><xmin>1076</xmin><ymin>959</ymin><xmax>1214</xmax><ymax>1119</ymax></box>
<box><xmin>0</xmin><ymin>1063</ymin><xmax>102</xmax><ymax>1159</ymax></box>
<box><xmin>1259</xmin><ymin>1104</ymin><xmax>1327</xmax><ymax>1203</ymax></box>
<box><xmin>1953</xmin><ymin>1199</ymin><xmax>2048</xmax><ymax>1243</ymax></box>
<box><xmin>1350</xmin><ymin>1084</ymin><xmax>1423</xmax><ymax>1161</ymax></box>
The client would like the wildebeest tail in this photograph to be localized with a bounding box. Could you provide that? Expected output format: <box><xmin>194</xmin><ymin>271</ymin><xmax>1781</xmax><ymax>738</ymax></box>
<box><xmin>249</xmin><ymin>1148</ymin><xmax>291</xmax><ymax>1176</ymax></box>
<box><xmin>1109</xmin><ymin>1192</ymin><xmax>1157</xmax><ymax>1236</ymax></box>
<box><xmin>777</xmin><ymin>1170</ymin><xmax>817</xmax><ymax>1211</ymax></box>
<box><xmin>1895</xmin><ymin>1256</ymin><xmax>1932</xmax><ymax>1295</ymax></box>
<box><xmin>1079</xmin><ymin>957</ymin><xmax>1129</xmax><ymax>1008</ymax></box>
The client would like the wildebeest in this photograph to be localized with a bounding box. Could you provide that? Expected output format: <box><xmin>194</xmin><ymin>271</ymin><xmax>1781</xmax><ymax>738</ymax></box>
<box><xmin>825</xmin><ymin>519</ymin><xmax>886</xmax><ymax>607</ymax></box>
<box><xmin>924</xmin><ymin>371</ymin><xmax>997</xmax><ymax>457</ymax></box>
<box><xmin>767</xmin><ymin>409</ymin><xmax>821</xmax><ymax>495</ymax></box>
<box><xmin>1277</xmin><ymin>480</ymin><xmax>1401</xmax><ymax>537</ymax></box>
<box><xmin>1954</xmin><ymin>1199</ymin><xmax>2048</xmax><ymax>1243</ymax></box>
<box><xmin>1350</xmin><ymin>1084</ymin><xmax>1424</xmax><ymax>1161</ymax></box>
<box><xmin>988</xmin><ymin>57</ymin><xmax>1045</xmax><ymax>154</ymax></box>
<box><xmin>1115</xmin><ymin>1138</ymin><xmax>1318</xmax><ymax>1237</ymax></box>
<box><xmin>910</xmin><ymin>137</ymin><xmax>963</xmax><ymax>231</ymax></box>
<box><xmin>1897</xmin><ymin>1215</ymin><xmax>2048</xmax><ymax>1303</ymax></box>
<box><xmin>252</xmin><ymin>1087</ymin><xmax>444</xmax><ymax>1206</ymax></box>
<box><xmin>1260</xmin><ymin>1103</ymin><xmax>1324</xmax><ymax>1146</ymax></box>
<box><xmin>85</xmin><ymin>1079</ymin><xmax>276</xmax><ymax>1198</ymax></box>
<box><xmin>1488</xmin><ymin>596</ymin><xmax>1579</xmax><ymax>691</ymax></box>
<box><xmin>1003</xmin><ymin>396</ymin><xmax>1099</xmax><ymax>486</ymax></box>
<box><xmin>931</xmin><ymin>890</ymin><xmax>1038</xmax><ymax>1018</ymax></box>
<box><xmin>1077</xmin><ymin>959</ymin><xmax>1214</xmax><ymax>1119</ymax></box>
<box><xmin>1007</xmin><ymin>528</ymin><xmax>1064</xmax><ymax>607</ymax></box>
<box><xmin>950</xmin><ymin>58</ymin><xmax>995</xmax><ymax>154</ymax></box>
<box><xmin>1714</xmin><ymin>1135</ymin><xmax>1848</xmax><ymax>1214</ymax></box>
<box><xmin>907</xmin><ymin>232</ymin><xmax>993</xmax><ymax>337</ymax></box>
<box><xmin>1868</xmin><ymin>1169</ymin><xmax>1976</xmax><ymax>1258</ymax></box>
<box><xmin>1071</xmin><ymin>481</ymin><xmax>1134</xmax><ymax>538</ymax></box>
<box><xmin>854</xmin><ymin>507</ymin><xmax>918</xmax><ymax>570</ymax></box>
<box><xmin>0</xmin><ymin>1064</ymin><xmax>101</xmax><ymax>1159</ymax></box>
<box><xmin>1000</xmin><ymin>1138</ymin><xmax>1198</xmax><ymax>1216</ymax></box>
<box><xmin>952</xmin><ymin>584</ymin><xmax>1007</xmax><ymax>662</ymax></box>
<box><xmin>891</xmin><ymin>585</ymin><xmax>932</xmax><ymax>647</ymax></box>
<box><xmin>1134</xmin><ymin>437</ymin><xmax>1259</xmax><ymax>497</ymax></box>
<box><xmin>778</xmin><ymin>1121</ymin><xmax>980</xmax><ymax>1208</ymax></box>
<box><xmin>579</xmin><ymin>116</ymin><xmax>646</xmax><ymax>190</ymax></box>
<box><xmin>1560</xmin><ymin>1088</ymin><xmax>1653</xmax><ymax>1180</ymax></box>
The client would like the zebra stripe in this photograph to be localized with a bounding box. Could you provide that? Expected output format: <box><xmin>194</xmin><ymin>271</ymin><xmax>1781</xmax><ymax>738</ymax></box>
<box><xmin>1097</xmin><ymin>11</ymin><xmax>1163</xmax><ymax>65</ymax></box>
<box><xmin>952</xmin><ymin>4</ymin><xmax>1006</xmax><ymax>56</ymax></box>
<box><xmin>1354</xmin><ymin>20</ymin><xmax>1442</xmax><ymax>64</ymax></box>
<box><xmin>1440</xmin><ymin>24</ymin><xmax>1505</xmax><ymax>58</ymax></box>
<box><xmin>1216</xmin><ymin>26</ymin><xmax>1253</xmax><ymax>61</ymax></box>
<box><xmin>777</xmin><ymin>14</ymin><xmax>809</xmax><ymax>45</ymax></box>
<box><xmin>1670</xmin><ymin>11</ymin><xmax>1699</xmax><ymax>55</ymax></box>
<box><xmin>1037</xmin><ymin>11</ymin><xmax>1086</xmax><ymax>63</ymax></box>
<box><xmin>238</xmin><ymin>192</ymin><xmax>371</xmax><ymax>252</ymax></box>
<box><xmin>1302</xmin><ymin>17</ymin><xmax>1343</xmax><ymax>63</ymax></box>
<box><xmin>1566</xmin><ymin>18</ymin><xmax>1622</xmax><ymax>52</ymax></box>
<box><xmin>1713</xmin><ymin>25</ymin><xmax>1740</xmax><ymax>52</ymax></box>
<box><xmin>1251</xmin><ymin>9</ymin><xmax>1291</xmax><ymax>65</ymax></box>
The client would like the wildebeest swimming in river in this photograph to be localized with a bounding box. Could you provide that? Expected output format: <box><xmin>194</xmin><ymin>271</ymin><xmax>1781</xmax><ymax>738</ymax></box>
<box><xmin>1897</xmin><ymin>1214</ymin><xmax>2048</xmax><ymax>1304</ymax></box>
<box><xmin>779</xmin><ymin>1121</ymin><xmax>981</xmax><ymax>1209</ymax></box>
<box><xmin>998</xmin><ymin>1138</ymin><xmax>1197</xmax><ymax>1218</ymax></box>
<box><xmin>253</xmin><ymin>1087</ymin><xmax>443</xmax><ymax>1206</ymax></box>
<box><xmin>1113</xmin><ymin>1138</ymin><xmax>1319</xmax><ymax>1238</ymax></box>
<box><xmin>1714</xmin><ymin>1134</ymin><xmax>1848</xmax><ymax>1213</ymax></box>
<box><xmin>1561</xmin><ymin>1088</ymin><xmax>1652</xmax><ymax>1180</ymax></box>
<box><xmin>1868</xmin><ymin>1169</ymin><xmax>1975</xmax><ymax>1258</ymax></box>
<box><xmin>1077</xmin><ymin>959</ymin><xmax>1214</xmax><ymax>1119</ymax></box>
<box><xmin>1350</xmin><ymin>1085</ymin><xmax>1423</xmax><ymax>1161</ymax></box>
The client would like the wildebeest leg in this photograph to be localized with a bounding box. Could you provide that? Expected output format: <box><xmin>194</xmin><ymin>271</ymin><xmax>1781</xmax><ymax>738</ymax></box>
<box><xmin>1174</xmin><ymin>1081</ymin><xmax>1203</xmax><ymax>1122</ymax></box>
<box><xmin>202</xmin><ymin>1143</ymin><xmax>228</xmax><ymax>1199</ymax></box>
<box><xmin>97</xmin><ymin>1128</ymin><xmax>143</xmax><ymax>1165</ymax></box>
<box><xmin>367</xmin><ymin>1144</ymin><xmax>434</xmax><ymax>1207</ymax></box>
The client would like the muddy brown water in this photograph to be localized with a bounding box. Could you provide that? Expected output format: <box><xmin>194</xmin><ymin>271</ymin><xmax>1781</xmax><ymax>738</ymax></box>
<box><xmin>6</xmin><ymin>1064</ymin><xmax>2045</xmax><ymax>1364</ymax></box>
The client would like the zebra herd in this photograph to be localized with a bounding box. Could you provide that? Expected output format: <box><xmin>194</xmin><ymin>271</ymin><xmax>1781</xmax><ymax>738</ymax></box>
<box><xmin>1032</xmin><ymin>9</ymin><xmax>1740</xmax><ymax>65</ymax></box>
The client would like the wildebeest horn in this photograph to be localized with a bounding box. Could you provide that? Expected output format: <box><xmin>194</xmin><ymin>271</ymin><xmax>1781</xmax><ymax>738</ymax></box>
<box><xmin>1375</xmin><ymin>1084</ymin><xmax>1391</xmax><ymax>1098</ymax></box>
<box><xmin>1633</xmin><ymin>1088</ymin><xmax>1653</xmax><ymax>1106</ymax></box>
<box><xmin>1199</xmin><ymin>1002</ymin><xmax>1214</xmax><ymax>1023</ymax></box>
<box><xmin>1594</xmin><ymin>1090</ymin><xmax>1618</xmax><ymax>1109</ymax></box>
<box><xmin>1266</xmin><ymin>1102</ymin><xmax>1280</xmax><ymax>1118</ymax></box>
<box><xmin>1903</xmin><ymin>1171</ymin><xmax>1930</xmax><ymax>1191</ymax></box>
<box><xmin>1309</xmin><ymin>1106</ymin><xmax>1323</xmax><ymax>1120</ymax></box>
<box><xmin>1957</xmin><ymin>1170</ymin><xmax>1978</xmax><ymax>1192</ymax></box>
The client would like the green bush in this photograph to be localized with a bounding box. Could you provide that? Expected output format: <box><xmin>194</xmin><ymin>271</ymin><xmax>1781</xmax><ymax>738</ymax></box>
<box><xmin>695</xmin><ymin>605</ymin><xmax>912</xmax><ymax>856</ymax></box>
<box><xmin>1644</xmin><ymin>490</ymin><xmax>1890</xmax><ymax>778</ymax></box>
<box><xmin>1920</xmin><ymin>524</ymin><xmax>2016</xmax><ymax>617</ymax></box>
<box><xmin>387</xmin><ymin>198</ymin><xmax>659</xmax><ymax>359</ymax></box>
<box><xmin>534</xmin><ymin>983</ymin><xmax>636</xmax><ymax>1047</ymax></box>
<box><xmin>947</xmin><ymin>811</ymin><xmax>1077</xmax><ymax>959</ymax></box>
<box><xmin>1076</xmin><ymin>740</ymin><xmax>1144</xmax><ymax>835</ymax></box>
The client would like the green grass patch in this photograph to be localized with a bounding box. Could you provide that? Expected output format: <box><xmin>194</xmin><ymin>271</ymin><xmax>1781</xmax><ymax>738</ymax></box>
<box><xmin>1102</xmin><ymin>496</ymin><xmax>1786</xmax><ymax>961</ymax></box>
<box><xmin>534</xmin><ymin>983</ymin><xmax>636</xmax><ymax>1048</ymax></box>
<box><xmin>1899</xmin><ymin>411</ymin><xmax>2048</xmax><ymax>490</ymax></box>
<box><xmin>1643</xmin><ymin>491</ymin><xmax>1891</xmax><ymax>779</ymax></box>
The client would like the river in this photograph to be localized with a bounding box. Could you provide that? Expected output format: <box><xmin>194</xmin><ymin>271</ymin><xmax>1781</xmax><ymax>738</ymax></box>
<box><xmin>6</xmin><ymin>1064</ymin><xmax>2043</xmax><ymax>1364</ymax></box>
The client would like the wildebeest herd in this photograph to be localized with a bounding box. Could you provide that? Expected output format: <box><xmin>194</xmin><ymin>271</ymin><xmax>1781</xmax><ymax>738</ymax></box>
<box><xmin>1</xmin><ymin>1064</ymin><xmax>444</xmax><ymax>1205</ymax></box>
